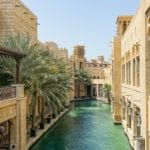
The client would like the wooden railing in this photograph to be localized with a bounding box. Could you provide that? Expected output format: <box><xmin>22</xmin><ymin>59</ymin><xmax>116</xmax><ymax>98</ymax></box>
<box><xmin>0</xmin><ymin>86</ymin><xmax>16</xmax><ymax>101</ymax></box>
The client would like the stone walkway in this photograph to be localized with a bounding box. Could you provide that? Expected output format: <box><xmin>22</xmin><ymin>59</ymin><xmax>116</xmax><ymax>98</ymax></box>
<box><xmin>27</xmin><ymin>109</ymin><xmax>68</xmax><ymax>149</ymax></box>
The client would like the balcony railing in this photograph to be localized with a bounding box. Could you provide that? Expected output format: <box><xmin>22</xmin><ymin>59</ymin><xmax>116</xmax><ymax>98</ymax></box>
<box><xmin>0</xmin><ymin>86</ymin><xmax>16</xmax><ymax>101</ymax></box>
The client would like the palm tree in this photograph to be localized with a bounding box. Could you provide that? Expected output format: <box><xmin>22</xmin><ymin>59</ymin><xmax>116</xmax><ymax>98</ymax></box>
<box><xmin>38</xmin><ymin>59</ymin><xmax>73</xmax><ymax>128</ymax></box>
<box><xmin>26</xmin><ymin>78</ymin><xmax>39</xmax><ymax>136</ymax></box>
<box><xmin>74</xmin><ymin>69</ymin><xmax>91</xmax><ymax>98</ymax></box>
<box><xmin>83</xmin><ymin>73</ymin><xmax>91</xmax><ymax>98</ymax></box>
<box><xmin>38</xmin><ymin>73</ymin><xmax>70</xmax><ymax>128</ymax></box>
<box><xmin>103</xmin><ymin>84</ymin><xmax>112</xmax><ymax>103</ymax></box>
<box><xmin>1</xmin><ymin>34</ymin><xmax>47</xmax><ymax>136</ymax></box>
<box><xmin>1</xmin><ymin>34</ymin><xmax>73</xmax><ymax>136</ymax></box>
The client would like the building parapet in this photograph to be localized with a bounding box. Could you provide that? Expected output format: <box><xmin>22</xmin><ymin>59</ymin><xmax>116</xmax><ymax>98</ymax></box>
<box><xmin>0</xmin><ymin>86</ymin><xmax>16</xmax><ymax>101</ymax></box>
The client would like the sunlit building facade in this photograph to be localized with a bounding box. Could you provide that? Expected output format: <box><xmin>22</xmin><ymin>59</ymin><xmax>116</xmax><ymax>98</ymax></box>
<box><xmin>112</xmin><ymin>0</ymin><xmax>150</xmax><ymax>149</ymax></box>
<box><xmin>0</xmin><ymin>0</ymin><xmax>38</xmax><ymax>43</ymax></box>
<box><xmin>69</xmin><ymin>45</ymin><xmax>112</xmax><ymax>99</ymax></box>
<box><xmin>46</xmin><ymin>42</ymin><xmax>68</xmax><ymax>61</ymax></box>
<box><xmin>85</xmin><ymin>56</ymin><xmax>112</xmax><ymax>99</ymax></box>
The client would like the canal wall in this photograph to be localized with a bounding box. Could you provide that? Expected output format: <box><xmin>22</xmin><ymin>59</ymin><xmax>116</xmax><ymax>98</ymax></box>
<box><xmin>27</xmin><ymin>109</ymin><xmax>68</xmax><ymax>149</ymax></box>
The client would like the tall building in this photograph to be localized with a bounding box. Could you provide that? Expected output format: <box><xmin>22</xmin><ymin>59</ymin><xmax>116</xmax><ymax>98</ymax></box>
<box><xmin>69</xmin><ymin>45</ymin><xmax>112</xmax><ymax>99</ymax></box>
<box><xmin>85</xmin><ymin>56</ymin><xmax>112</xmax><ymax>99</ymax></box>
<box><xmin>70</xmin><ymin>45</ymin><xmax>86</xmax><ymax>70</ymax></box>
<box><xmin>112</xmin><ymin>16</ymin><xmax>132</xmax><ymax>124</ymax></box>
<box><xmin>0</xmin><ymin>1</ymin><xmax>39</xmax><ymax>149</ymax></box>
<box><xmin>69</xmin><ymin>45</ymin><xmax>86</xmax><ymax>98</ymax></box>
<box><xmin>112</xmin><ymin>0</ymin><xmax>150</xmax><ymax>149</ymax></box>
<box><xmin>0</xmin><ymin>0</ymin><xmax>38</xmax><ymax>42</ymax></box>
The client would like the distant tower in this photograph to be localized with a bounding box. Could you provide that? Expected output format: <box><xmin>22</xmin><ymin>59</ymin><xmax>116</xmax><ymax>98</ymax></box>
<box><xmin>73</xmin><ymin>45</ymin><xmax>85</xmax><ymax>59</ymax></box>
<box><xmin>116</xmin><ymin>16</ymin><xmax>133</xmax><ymax>36</ymax></box>
<box><xmin>70</xmin><ymin>45</ymin><xmax>86</xmax><ymax>70</ymax></box>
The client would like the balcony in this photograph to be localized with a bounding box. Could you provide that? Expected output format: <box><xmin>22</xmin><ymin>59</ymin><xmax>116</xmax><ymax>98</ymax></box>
<box><xmin>0</xmin><ymin>86</ymin><xmax>16</xmax><ymax>101</ymax></box>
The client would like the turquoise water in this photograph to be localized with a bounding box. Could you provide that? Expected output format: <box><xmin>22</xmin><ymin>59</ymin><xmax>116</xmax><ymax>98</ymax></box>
<box><xmin>30</xmin><ymin>100</ymin><xmax>131</xmax><ymax>150</ymax></box>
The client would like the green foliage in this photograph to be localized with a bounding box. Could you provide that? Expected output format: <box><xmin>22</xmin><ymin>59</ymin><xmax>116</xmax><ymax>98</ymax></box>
<box><xmin>103</xmin><ymin>84</ymin><xmax>111</xmax><ymax>103</ymax></box>
<box><xmin>74</xmin><ymin>69</ymin><xmax>91</xmax><ymax>98</ymax></box>
<box><xmin>103</xmin><ymin>84</ymin><xmax>111</xmax><ymax>93</ymax></box>
<box><xmin>1</xmin><ymin>34</ymin><xmax>73</xmax><ymax>130</ymax></box>
<box><xmin>75</xmin><ymin>69</ymin><xmax>91</xmax><ymax>85</ymax></box>
<box><xmin>0</xmin><ymin>72</ymin><xmax>14</xmax><ymax>87</ymax></box>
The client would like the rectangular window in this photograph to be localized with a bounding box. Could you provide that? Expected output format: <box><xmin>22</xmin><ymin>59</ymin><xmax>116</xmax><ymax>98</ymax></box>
<box><xmin>126</xmin><ymin>63</ymin><xmax>128</xmax><ymax>84</ymax></box>
<box><xmin>128</xmin><ymin>62</ymin><xmax>131</xmax><ymax>85</ymax></box>
<box><xmin>136</xmin><ymin>56</ymin><xmax>140</xmax><ymax>87</ymax></box>
<box><xmin>122</xmin><ymin>64</ymin><xmax>125</xmax><ymax>83</ymax></box>
<box><xmin>133</xmin><ymin>59</ymin><xmax>136</xmax><ymax>86</ymax></box>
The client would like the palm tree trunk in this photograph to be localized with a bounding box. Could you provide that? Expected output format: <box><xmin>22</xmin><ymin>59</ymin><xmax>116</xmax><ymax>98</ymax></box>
<box><xmin>31</xmin><ymin>107</ymin><xmax>35</xmax><ymax>130</ymax></box>
<box><xmin>78</xmin><ymin>80</ymin><xmax>80</xmax><ymax>98</ymax></box>
<box><xmin>85</xmin><ymin>84</ymin><xmax>87</xmax><ymax>98</ymax></box>
<box><xmin>40</xmin><ymin>98</ymin><xmax>45</xmax><ymax>129</ymax></box>
<box><xmin>30</xmin><ymin>95</ymin><xmax>37</xmax><ymax>137</ymax></box>
<box><xmin>108</xmin><ymin>92</ymin><xmax>111</xmax><ymax>103</ymax></box>
<box><xmin>52</xmin><ymin>105</ymin><xmax>57</xmax><ymax>119</ymax></box>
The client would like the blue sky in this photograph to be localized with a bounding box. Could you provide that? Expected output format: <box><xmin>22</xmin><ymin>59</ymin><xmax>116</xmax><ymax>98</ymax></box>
<box><xmin>21</xmin><ymin>0</ymin><xmax>140</xmax><ymax>60</ymax></box>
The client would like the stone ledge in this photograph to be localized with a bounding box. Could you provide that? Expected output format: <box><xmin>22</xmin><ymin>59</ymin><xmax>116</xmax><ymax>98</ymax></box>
<box><xmin>27</xmin><ymin>109</ymin><xmax>68</xmax><ymax>149</ymax></box>
<box><xmin>0</xmin><ymin>99</ymin><xmax>16</xmax><ymax>108</ymax></box>
<box><xmin>96</xmin><ymin>97</ymin><xmax>109</xmax><ymax>103</ymax></box>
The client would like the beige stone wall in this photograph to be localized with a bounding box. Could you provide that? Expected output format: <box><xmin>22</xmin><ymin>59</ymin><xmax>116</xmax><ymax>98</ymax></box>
<box><xmin>69</xmin><ymin>45</ymin><xmax>86</xmax><ymax>98</ymax></box>
<box><xmin>0</xmin><ymin>99</ymin><xmax>16</xmax><ymax>123</ymax></box>
<box><xmin>0</xmin><ymin>0</ymin><xmax>15</xmax><ymax>42</ymax></box>
<box><xmin>46</xmin><ymin>42</ymin><xmax>68</xmax><ymax>61</ymax></box>
<box><xmin>113</xmin><ymin>0</ymin><xmax>150</xmax><ymax>149</ymax></box>
<box><xmin>85</xmin><ymin>63</ymin><xmax>112</xmax><ymax>84</ymax></box>
<box><xmin>112</xmin><ymin>36</ymin><xmax>122</xmax><ymax>123</ymax></box>
<box><xmin>13</xmin><ymin>84</ymin><xmax>26</xmax><ymax>150</ymax></box>
<box><xmin>120</xmin><ymin>2</ymin><xmax>147</xmax><ymax>148</ymax></box>
<box><xmin>15</xmin><ymin>0</ymin><xmax>37</xmax><ymax>41</ymax></box>
<box><xmin>0</xmin><ymin>0</ymin><xmax>37</xmax><ymax>43</ymax></box>
<box><xmin>70</xmin><ymin>45</ymin><xmax>86</xmax><ymax>71</ymax></box>
<box><xmin>0</xmin><ymin>85</ymin><xmax>27</xmax><ymax>150</ymax></box>
<box><xmin>85</xmin><ymin>57</ymin><xmax>112</xmax><ymax>99</ymax></box>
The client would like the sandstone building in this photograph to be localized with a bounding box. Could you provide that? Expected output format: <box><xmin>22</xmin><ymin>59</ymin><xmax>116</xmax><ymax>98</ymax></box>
<box><xmin>112</xmin><ymin>0</ymin><xmax>150</xmax><ymax>149</ymax></box>
<box><xmin>46</xmin><ymin>42</ymin><xmax>68</xmax><ymax>61</ymax></box>
<box><xmin>0</xmin><ymin>47</ymin><xmax>27</xmax><ymax>150</ymax></box>
<box><xmin>85</xmin><ymin>56</ymin><xmax>112</xmax><ymax>99</ymax></box>
<box><xmin>69</xmin><ymin>45</ymin><xmax>86</xmax><ymax>98</ymax></box>
<box><xmin>0</xmin><ymin>0</ymin><xmax>38</xmax><ymax>149</ymax></box>
<box><xmin>0</xmin><ymin>0</ymin><xmax>38</xmax><ymax>43</ymax></box>
<box><xmin>69</xmin><ymin>45</ymin><xmax>112</xmax><ymax>99</ymax></box>
<box><xmin>0</xmin><ymin>0</ymin><xmax>113</xmax><ymax>150</ymax></box>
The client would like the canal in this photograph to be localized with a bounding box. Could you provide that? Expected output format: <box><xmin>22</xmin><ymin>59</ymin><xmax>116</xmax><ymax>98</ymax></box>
<box><xmin>30</xmin><ymin>100</ymin><xmax>131</xmax><ymax>150</ymax></box>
